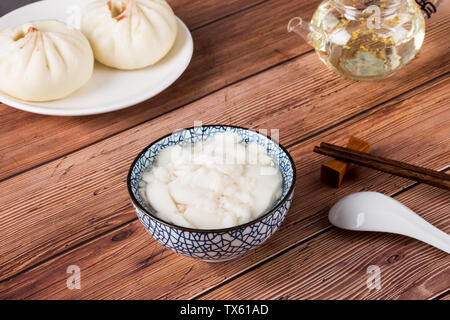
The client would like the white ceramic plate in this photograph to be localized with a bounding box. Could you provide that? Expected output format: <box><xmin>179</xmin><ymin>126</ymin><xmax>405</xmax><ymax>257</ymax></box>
<box><xmin>0</xmin><ymin>0</ymin><xmax>193</xmax><ymax>116</ymax></box>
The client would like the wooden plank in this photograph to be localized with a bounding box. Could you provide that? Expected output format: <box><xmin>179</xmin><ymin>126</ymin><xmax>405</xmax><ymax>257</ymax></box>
<box><xmin>0</xmin><ymin>75</ymin><xmax>448</xmax><ymax>299</ymax></box>
<box><xmin>200</xmin><ymin>184</ymin><xmax>450</xmax><ymax>300</ymax></box>
<box><xmin>169</xmin><ymin>0</ymin><xmax>268</xmax><ymax>30</ymax></box>
<box><xmin>0</xmin><ymin>6</ymin><xmax>449</xmax><ymax>281</ymax></box>
<box><xmin>0</xmin><ymin>0</ymin><xmax>320</xmax><ymax>181</ymax></box>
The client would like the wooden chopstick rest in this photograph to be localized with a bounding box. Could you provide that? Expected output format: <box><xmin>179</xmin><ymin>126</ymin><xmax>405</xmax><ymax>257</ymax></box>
<box><xmin>314</xmin><ymin>142</ymin><xmax>450</xmax><ymax>190</ymax></box>
<box><xmin>320</xmin><ymin>136</ymin><xmax>370</xmax><ymax>187</ymax></box>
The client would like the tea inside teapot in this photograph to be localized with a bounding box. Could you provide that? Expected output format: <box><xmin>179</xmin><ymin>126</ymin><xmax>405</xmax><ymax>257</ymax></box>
<box><xmin>288</xmin><ymin>0</ymin><xmax>426</xmax><ymax>81</ymax></box>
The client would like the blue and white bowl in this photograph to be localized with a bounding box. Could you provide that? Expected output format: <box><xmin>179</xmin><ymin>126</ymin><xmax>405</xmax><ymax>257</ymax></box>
<box><xmin>127</xmin><ymin>125</ymin><xmax>296</xmax><ymax>262</ymax></box>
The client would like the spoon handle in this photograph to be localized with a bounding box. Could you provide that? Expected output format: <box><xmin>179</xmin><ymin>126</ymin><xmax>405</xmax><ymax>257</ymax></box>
<box><xmin>329</xmin><ymin>192</ymin><xmax>450</xmax><ymax>254</ymax></box>
<box><xmin>400</xmin><ymin>212</ymin><xmax>450</xmax><ymax>254</ymax></box>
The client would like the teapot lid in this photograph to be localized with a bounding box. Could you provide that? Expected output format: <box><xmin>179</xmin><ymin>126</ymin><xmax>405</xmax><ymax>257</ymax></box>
<box><xmin>332</xmin><ymin>0</ymin><xmax>406</xmax><ymax>18</ymax></box>
<box><xmin>333</xmin><ymin>0</ymin><xmax>406</xmax><ymax>11</ymax></box>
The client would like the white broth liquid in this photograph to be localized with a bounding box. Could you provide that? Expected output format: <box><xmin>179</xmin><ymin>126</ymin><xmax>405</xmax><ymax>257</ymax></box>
<box><xmin>140</xmin><ymin>132</ymin><xmax>283</xmax><ymax>229</ymax></box>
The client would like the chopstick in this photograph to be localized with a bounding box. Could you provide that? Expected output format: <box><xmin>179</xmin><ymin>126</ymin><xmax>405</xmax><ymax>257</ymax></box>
<box><xmin>313</xmin><ymin>142</ymin><xmax>450</xmax><ymax>190</ymax></box>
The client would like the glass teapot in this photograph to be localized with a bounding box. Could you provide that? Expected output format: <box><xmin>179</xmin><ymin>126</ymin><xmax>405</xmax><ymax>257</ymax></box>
<box><xmin>287</xmin><ymin>0</ymin><xmax>439</xmax><ymax>81</ymax></box>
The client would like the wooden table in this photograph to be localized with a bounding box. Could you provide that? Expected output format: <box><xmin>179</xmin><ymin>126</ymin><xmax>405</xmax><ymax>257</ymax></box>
<box><xmin>0</xmin><ymin>0</ymin><xmax>449</xmax><ymax>300</ymax></box>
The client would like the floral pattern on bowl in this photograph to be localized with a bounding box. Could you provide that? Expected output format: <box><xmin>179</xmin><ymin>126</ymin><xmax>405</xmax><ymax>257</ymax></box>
<box><xmin>127</xmin><ymin>125</ymin><xmax>296</xmax><ymax>262</ymax></box>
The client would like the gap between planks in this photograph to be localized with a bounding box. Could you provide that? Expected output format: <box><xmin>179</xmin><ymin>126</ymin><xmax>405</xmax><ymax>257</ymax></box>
<box><xmin>0</xmin><ymin>0</ymin><xmax>445</xmax><ymax>292</ymax></box>
<box><xmin>435</xmin><ymin>290</ymin><xmax>450</xmax><ymax>300</ymax></box>
<box><xmin>0</xmin><ymin>74</ymin><xmax>448</xmax><ymax>299</ymax></box>
<box><xmin>0</xmin><ymin>39</ymin><xmax>448</xmax><ymax>282</ymax></box>
<box><xmin>0</xmin><ymin>73</ymin><xmax>447</xmax><ymax>286</ymax></box>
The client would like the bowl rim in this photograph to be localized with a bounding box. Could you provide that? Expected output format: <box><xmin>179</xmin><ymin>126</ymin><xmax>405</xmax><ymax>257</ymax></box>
<box><xmin>126</xmin><ymin>125</ymin><xmax>297</xmax><ymax>233</ymax></box>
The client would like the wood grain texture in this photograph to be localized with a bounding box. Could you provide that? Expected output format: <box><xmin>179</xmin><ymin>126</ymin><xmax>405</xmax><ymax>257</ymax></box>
<box><xmin>0</xmin><ymin>26</ymin><xmax>448</xmax><ymax>281</ymax></box>
<box><xmin>0</xmin><ymin>0</ymin><xmax>449</xmax><ymax>276</ymax></box>
<box><xmin>0</xmin><ymin>75</ymin><xmax>448</xmax><ymax>299</ymax></box>
<box><xmin>169</xmin><ymin>0</ymin><xmax>268</xmax><ymax>30</ymax></box>
<box><xmin>200</xmin><ymin>184</ymin><xmax>450</xmax><ymax>300</ymax></box>
<box><xmin>0</xmin><ymin>0</ymin><xmax>321</xmax><ymax>181</ymax></box>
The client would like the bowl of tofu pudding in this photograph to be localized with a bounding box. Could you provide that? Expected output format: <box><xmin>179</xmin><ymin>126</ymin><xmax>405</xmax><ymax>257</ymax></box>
<box><xmin>127</xmin><ymin>125</ymin><xmax>296</xmax><ymax>262</ymax></box>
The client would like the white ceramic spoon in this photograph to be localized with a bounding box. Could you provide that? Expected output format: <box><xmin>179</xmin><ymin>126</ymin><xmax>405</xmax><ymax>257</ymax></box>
<box><xmin>329</xmin><ymin>192</ymin><xmax>450</xmax><ymax>253</ymax></box>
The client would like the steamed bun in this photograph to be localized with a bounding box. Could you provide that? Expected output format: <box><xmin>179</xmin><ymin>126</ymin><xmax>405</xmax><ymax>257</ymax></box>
<box><xmin>0</xmin><ymin>20</ymin><xmax>94</xmax><ymax>102</ymax></box>
<box><xmin>81</xmin><ymin>0</ymin><xmax>178</xmax><ymax>70</ymax></box>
